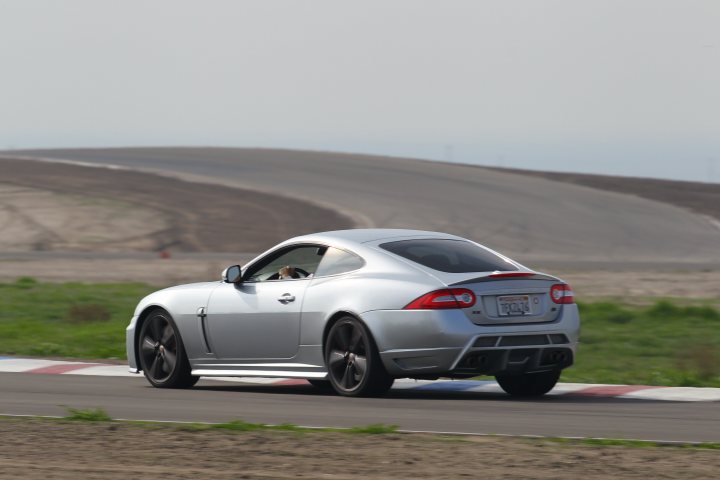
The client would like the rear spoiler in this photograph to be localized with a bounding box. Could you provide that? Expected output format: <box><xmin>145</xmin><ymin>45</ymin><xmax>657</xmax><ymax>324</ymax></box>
<box><xmin>449</xmin><ymin>272</ymin><xmax>558</xmax><ymax>286</ymax></box>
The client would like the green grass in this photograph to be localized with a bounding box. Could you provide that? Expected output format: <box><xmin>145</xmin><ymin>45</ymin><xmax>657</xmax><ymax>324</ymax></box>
<box><xmin>39</xmin><ymin>408</ymin><xmax>400</xmax><ymax>434</ymax></box>
<box><xmin>347</xmin><ymin>423</ymin><xmax>400</xmax><ymax>434</ymax></box>
<box><xmin>52</xmin><ymin>409</ymin><xmax>399</xmax><ymax>435</ymax></box>
<box><xmin>0</xmin><ymin>279</ymin><xmax>719</xmax><ymax>387</ymax></box>
<box><xmin>0</xmin><ymin>278</ymin><xmax>154</xmax><ymax>358</ymax></box>
<box><xmin>561</xmin><ymin>300</ymin><xmax>720</xmax><ymax>387</ymax></box>
<box><xmin>65</xmin><ymin>407</ymin><xmax>113</xmax><ymax>422</ymax></box>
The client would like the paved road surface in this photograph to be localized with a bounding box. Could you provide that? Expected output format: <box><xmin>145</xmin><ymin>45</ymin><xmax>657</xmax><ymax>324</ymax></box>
<box><xmin>2</xmin><ymin>373</ymin><xmax>718</xmax><ymax>442</ymax></box>
<box><xmin>7</xmin><ymin>148</ymin><xmax>720</xmax><ymax>266</ymax></box>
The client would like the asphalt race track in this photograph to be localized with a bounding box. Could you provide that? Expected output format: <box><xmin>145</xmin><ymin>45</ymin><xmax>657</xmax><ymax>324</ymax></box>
<box><xmin>1</xmin><ymin>372</ymin><xmax>718</xmax><ymax>442</ymax></box>
<box><xmin>8</xmin><ymin>147</ymin><xmax>720</xmax><ymax>266</ymax></box>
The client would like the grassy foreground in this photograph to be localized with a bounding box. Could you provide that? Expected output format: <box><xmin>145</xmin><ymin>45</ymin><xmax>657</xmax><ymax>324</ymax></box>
<box><xmin>62</xmin><ymin>407</ymin><xmax>399</xmax><ymax>434</ymax></box>
<box><xmin>3</xmin><ymin>415</ymin><xmax>718</xmax><ymax>480</ymax></box>
<box><xmin>16</xmin><ymin>409</ymin><xmax>720</xmax><ymax>449</ymax></box>
<box><xmin>0</xmin><ymin>278</ymin><xmax>718</xmax><ymax>387</ymax></box>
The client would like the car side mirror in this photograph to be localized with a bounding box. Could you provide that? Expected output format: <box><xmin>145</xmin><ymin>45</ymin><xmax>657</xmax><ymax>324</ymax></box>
<box><xmin>222</xmin><ymin>265</ymin><xmax>242</xmax><ymax>283</ymax></box>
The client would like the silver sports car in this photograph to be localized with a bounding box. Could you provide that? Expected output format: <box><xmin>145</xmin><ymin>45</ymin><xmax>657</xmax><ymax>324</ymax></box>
<box><xmin>127</xmin><ymin>229</ymin><xmax>579</xmax><ymax>397</ymax></box>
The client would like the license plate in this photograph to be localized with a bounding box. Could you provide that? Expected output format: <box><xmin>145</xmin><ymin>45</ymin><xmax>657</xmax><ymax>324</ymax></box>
<box><xmin>497</xmin><ymin>295</ymin><xmax>531</xmax><ymax>316</ymax></box>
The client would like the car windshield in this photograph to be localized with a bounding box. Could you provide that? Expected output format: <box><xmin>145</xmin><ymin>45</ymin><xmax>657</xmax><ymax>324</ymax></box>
<box><xmin>379</xmin><ymin>239</ymin><xmax>518</xmax><ymax>273</ymax></box>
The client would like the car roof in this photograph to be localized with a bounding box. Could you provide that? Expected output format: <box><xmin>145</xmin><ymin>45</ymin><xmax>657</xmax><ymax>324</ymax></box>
<box><xmin>245</xmin><ymin>228</ymin><xmax>531</xmax><ymax>283</ymax></box>
<box><xmin>287</xmin><ymin>228</ymin><xmax>461</xmax><ymax>246</ymax></box>
<box><xmin>244</xmin><ymin>229</ymin><xmax>460</xmax><ymax>274</ymax></box>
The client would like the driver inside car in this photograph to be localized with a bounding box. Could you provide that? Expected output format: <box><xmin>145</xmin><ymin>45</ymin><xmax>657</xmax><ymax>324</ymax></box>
<box><xmin>278</xmin><ymin>266</ymin><xmax>299</xmax><ymax>279</ymax></box>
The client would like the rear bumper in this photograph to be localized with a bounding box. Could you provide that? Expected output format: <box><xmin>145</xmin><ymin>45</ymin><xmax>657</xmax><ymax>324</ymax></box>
<box><xmin>451</xmin><ymin>346</ymin><xmax>574</xmax><ymax>376</ymax></box>
<box><xmin>361</xmin><ymin>304</ymin><xmax>580</xmax><ymax>378</ymax></box>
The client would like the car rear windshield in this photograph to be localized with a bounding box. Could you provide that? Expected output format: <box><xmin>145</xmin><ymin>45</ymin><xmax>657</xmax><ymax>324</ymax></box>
<box><xmin>379</xmin><ymin>239</ymin><xmax>518</xmax><ymax>273</ymax></box>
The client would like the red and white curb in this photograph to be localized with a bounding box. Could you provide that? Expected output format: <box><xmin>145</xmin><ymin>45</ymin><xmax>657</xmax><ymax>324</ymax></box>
<box><xmin>2</xmin><ymin>357</ymin><xmax>719</xmax><ymax>402</ymax></box>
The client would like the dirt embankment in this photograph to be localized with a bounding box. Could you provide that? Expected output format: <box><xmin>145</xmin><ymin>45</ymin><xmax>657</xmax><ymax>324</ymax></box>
<box><xmin>0</xmin><ymin>419</ymin><xmax>718</xmax><ymax>480</ymax></box>
<box><xmin>489</xmin><ymin>166</ymin><xmax>720</xmax><ymax>223</ymax></box>
<box><xmin>0</xmin><ymin>158</ymin><xmax>354</xmax><ymax>253</ymax></box>
<box><xmin>1</xmin><ymin>156</ymin><xmax>718</xmax><ymax>298</ymax></box>
<box><xmin>0</xmin><ymin>183</ymin><xmax>173</xmax><ymax>252</ymax></box>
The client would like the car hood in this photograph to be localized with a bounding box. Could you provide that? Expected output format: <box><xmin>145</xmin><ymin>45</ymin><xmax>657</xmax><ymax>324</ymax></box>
<box><xmin>155</xmin><ymin>281</ymin><xmax>220</xmax><ymax>293</ymax></box>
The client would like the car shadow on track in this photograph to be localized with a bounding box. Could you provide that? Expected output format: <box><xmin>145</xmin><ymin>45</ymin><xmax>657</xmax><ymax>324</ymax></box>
<box><xmin>191</xmin><ymin>381</ymin><xmax>670</xmax><ymax>405</ymax></box>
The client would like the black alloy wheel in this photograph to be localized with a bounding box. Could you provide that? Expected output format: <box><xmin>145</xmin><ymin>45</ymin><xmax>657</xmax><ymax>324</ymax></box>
<box><xmin>324</xmin><ymin>317</ymin><xmax>394</xmax><ymax>397</ymax></box>
<box><xmin>137</xmin><ymin>309</ymin><xmax>198</xmax><ymax>388</ymax></box>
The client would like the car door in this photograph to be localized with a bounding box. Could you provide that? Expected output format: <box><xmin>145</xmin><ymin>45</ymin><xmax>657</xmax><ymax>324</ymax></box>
<box><xmin>204</xmin><ymin>245</ymin><xmax>326</xmax><ymax>360</ymax></box>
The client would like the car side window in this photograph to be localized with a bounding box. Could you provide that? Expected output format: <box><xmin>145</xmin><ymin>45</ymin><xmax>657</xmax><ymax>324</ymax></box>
<box><xmin>245</xmin><ymin>245</ymin><xmax>327</xmax><ymax>282</ymax></box>
<box><xmin>314</xmin><ymin>247</ymin><xmax>365</xmax><ymax>277</ymax></box>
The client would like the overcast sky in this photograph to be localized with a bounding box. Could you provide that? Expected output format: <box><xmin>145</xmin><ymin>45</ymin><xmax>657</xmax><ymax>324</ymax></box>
<box><xmin>1</xmin><ymin>1</ymin><xmax>718</xmax><ymax>182</ymax></box>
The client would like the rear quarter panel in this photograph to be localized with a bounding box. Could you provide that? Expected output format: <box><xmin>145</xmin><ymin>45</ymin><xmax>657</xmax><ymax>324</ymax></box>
<box><xmin>300</xmin><ymin>261</ymin><xmax>442</xmax><ymax>346</ymax></box>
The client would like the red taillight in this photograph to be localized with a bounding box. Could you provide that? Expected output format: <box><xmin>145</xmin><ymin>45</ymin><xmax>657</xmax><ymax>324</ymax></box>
<box><xmin>550</xmin><ymin>284</ymin><xmax>575</xmax><ymax>304</ymax></box>
<box><xmin>489</xmin><ymin>272</ymin><xmax>536</xmax><ymax>279</ymax></box>
<box><xmin>404</xmin><ymin>288</ymin><xmax>476</xmax><ymax>310</ymax></box>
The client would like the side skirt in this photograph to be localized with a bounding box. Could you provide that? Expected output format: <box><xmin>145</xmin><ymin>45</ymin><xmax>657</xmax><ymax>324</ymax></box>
<box><xmin>191</xmin><ymin>369</ymin><xmax>328</xmax><ymax>379</ymax></box>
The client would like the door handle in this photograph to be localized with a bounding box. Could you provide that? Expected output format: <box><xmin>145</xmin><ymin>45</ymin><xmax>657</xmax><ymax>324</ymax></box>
<box><xmin>278</xmin><ymin>293</ymin><xmax>296</xmax><ymax>303</ymax></box>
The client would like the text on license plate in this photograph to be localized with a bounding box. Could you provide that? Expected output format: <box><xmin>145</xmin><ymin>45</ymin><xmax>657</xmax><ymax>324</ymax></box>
<box><xmin>497</xmin><ymin>295</ymin><xmax>531</xmax><ymax>316</ymax></box>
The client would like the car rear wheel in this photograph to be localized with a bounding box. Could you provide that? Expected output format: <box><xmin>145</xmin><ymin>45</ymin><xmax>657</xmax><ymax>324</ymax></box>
<box><xmin>495</xmin><ymin>370</ymin><xmax>560</xmax><ymax>397</ymax></box>
<box><xmin>325</xmin><ymin>317</ymin><xmax>394</xmax><ymax>397</ymax></box>
<box><xmin>137</xmin><ymin>309</ymin><xmax>198</xmax><ymax>389</ymax></box>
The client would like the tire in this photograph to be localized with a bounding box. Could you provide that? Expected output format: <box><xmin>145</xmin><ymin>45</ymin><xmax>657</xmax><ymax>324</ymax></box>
<box><xmin>324</xmin><ymin>316</ymin><xmax>394</xmax><ymax>397</ymax></box>
<box><xmin>137</xmin><ymin>309</ymin><xmax>199</xmax><ymax>389</ymax></box>
<box><xmin>495</xmin><ymin>370</ymin><xmax>561</xmax><ymax>397</ymax></box>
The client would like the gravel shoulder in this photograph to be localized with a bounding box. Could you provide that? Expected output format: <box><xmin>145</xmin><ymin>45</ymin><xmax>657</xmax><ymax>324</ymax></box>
<box><xmin>1</xmin><ymin>418</ymin><xmax>718</xmax><ymax>480</ymax></box>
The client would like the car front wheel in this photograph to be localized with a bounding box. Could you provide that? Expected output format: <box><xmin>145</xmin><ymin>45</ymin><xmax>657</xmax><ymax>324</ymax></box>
<box><xmin>137</xmin><ymin>309</ymin><xmax>198</xmax><ymax>389</ymax></box>
<box><xmin>495</xmin><ymin>370</ymin><xmax>561</xmax><ymax>397</ymax></box>
<box><xmin>324</xmin><ymin>316</ymin><xmax>394</xmax><ymax>397</ymax></box>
